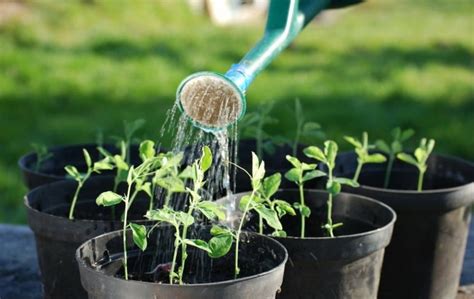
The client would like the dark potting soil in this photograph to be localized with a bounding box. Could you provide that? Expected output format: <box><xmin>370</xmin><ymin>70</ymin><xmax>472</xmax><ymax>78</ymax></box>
<box><xmin>39</xmin><ymin>198</ymin><xmax>149</xmax><ymax>221</ymax></box>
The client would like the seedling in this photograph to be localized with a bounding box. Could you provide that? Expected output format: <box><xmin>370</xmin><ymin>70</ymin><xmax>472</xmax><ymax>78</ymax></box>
<box><xmin>232</xmin><ymin>153</ymin><xmax>288</xmax><ymax>277</ymax></box>
<box><xmin>65</xmin><ymin>149</ymin><xmax>114</xmax><ymax>220</ymax></box>
<box><xmin>292</xmin><ymin>98</ymin><xmax>324</xmax><ymax>156</ymax></box>
<box><xmin>31</xmin><ymin>143</ymin><xmax>53</xmax><ymax>172</ymax></box>
<box><xmin>96</xmin><ymin>140</ymin><xmax>162</xmax><ymax>280</ymax></box>
<box><xmin>344</xmin><ymin>132</ymin><xmax>387</xmax><ymax>183</ymax></box>
<box><xmin>376</xmin><ymin>127</ymin><xmax>415</xmax><ymax>188</ymax></box>
<box><xmin>304</xmin><ymin>141</ymin><xmax>359</xmax><ymax>237</ymax></box>
<box><xmin>397</xmin><ymin>138</ymin><xmax>435</xmax><ymax>191</ymax></box>
<box><xmin>152</xmin><ymin>151</ymin><xmax>186</xmax><ymax>209</ymax></box>
<box><xmin>146</xmin><ymin>146</ymin><xmax>231</xmax><ymax>285</ymax></box>
<box><xmin>239</xmin><ymin>102</ymin><xmax>279</xmax><ymax>158</ymax></box>
<box><xmin>284</xmin><ymin>155</ymin><xmax>325</xmax><ymax>238</ymax></box>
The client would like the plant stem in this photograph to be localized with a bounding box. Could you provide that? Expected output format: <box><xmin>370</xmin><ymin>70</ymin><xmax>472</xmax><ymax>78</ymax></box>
<box><xmin>327</xmin><ymin>193</ymin><xmax>334</xmax><ymax>237</ymax></box>
<box><xmin>122</xmin><ymin>181</ymin><xmax>133</xmax><ymax>280</ymax></box>
<box><xmin>417</xmin><ymin>170</ymin><xmax>424</xmax><ymax>192</ymax></box>
<box><xmin>170</xmin><ymin>225</ymin><xmax>181</xmax><ymax>285</ymax></box>
<box><xmin>68</xmin><ymin>181</ymin><xmax>82</xmax><ymax>220</ymax></box>
<box><xmin>353</xmin><ymin>161</ymin><xmax>363</xmax><ymax>183</ymax></box>
<box><xmin>235</xmin><ymin>190</ymin><xmax>256</xmax><ymax>278</ymax></box>
<box><xmin>383</xmin><ymin>154</ymin><xmax>395</xmax><ymax>189</ymax></box>
<box><xmin>298</xmin><ymin>182</ymin><xmax>305</xmax><ymax>238</ymax></box>
<box><xmin>258</xmin><ymin>215</ymin><xmax>263</xmax><ymax>234</ymax></box>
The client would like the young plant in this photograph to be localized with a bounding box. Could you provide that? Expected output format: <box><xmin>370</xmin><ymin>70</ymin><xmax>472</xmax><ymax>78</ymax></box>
<box><xmin>232</xmin><ymin>153</ymin><xmax>286</xmax><ymax>277</ymax></box>
<box><xmin>65</xmin><ymin>149</ymin><xmax>114</xmax><ymax>220</ymax></box>
<box><xmin>31</xmin><ymin>143</ymin><xmax>53</xmax><ymax>172</ymax></box>
<box><xmin>152</xmin><ymin>151</ymin><xmax>186</xmax><ymax>208</ymax></box>
<box><xmin>304</xmin><ymin>141</ymin><xmax>359</xmax><ymax>237</ymax></box>
<box><xmin>292</xmin><ymin>98</ymin><xmax>324</xmax><ymax>156</ymax></box>
<box><xmin>146</xmin><ymin>146</ymin><xmax>231</xmax><ymax>285</ymax></box>
<box><xmin>284</xmin><ymin>155</ymin><xmax>325</xmax><ymax>238</ymax></box>
<box><xmin>344</xmin><ymin>132</ymin><xmax>387</xmax><ymax>183</ymax></box>
<box><xmin>375</xmin><ymin>127</ymin><xmax>415</xmax><ymax>188</ymax></box>
<box><xmin>96</xmin><ymin>140</ymin><xmax>162</xmax><ymax>280</ymax></box>
<box><xmin>239</xmin><ymin>102</ymin><xmax>278</xmax><ymax>158</ymax></box>
<box><xmin>397</xmin><ymin>138</ymin><xmax>435</xmax><ymax>191</ymax></box>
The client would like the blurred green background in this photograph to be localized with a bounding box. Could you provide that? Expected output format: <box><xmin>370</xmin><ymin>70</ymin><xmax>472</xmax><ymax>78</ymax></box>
<box><xmin>0</xmin><ymin>0</ymin><xmax>473</xmax><ymax>223</ymax></box>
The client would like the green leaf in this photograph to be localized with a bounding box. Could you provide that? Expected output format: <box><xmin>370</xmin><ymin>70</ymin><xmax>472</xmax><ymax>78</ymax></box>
<box><xmin>183</xmin><ymin>239</ymin><xmax>211</xmax><ymax>254</ymax></box>
<box><xmin>140</xmin><ymin>182</ymin><xmax>153</xmax><ymax>198</ymax></box>
<box><xmin>302</xmin><ymin>170</ymin><xmax>326</xmax><ymax>182</ymax></box>
<box><xmin>177</xmin><ymin>211</ymin><xmax>194</xmax><ymax>226</ymax></box>
<box><xmin>285</xmin><ymin>155</ymin><xmax>301</xmax><ymax>168</ymax></box>
<box><xmin>391</xmin><ymin>127</ymin><xmax>401</xmax><ymax>140</ymax></box>
<box><xmin>426</xmin><ymin>139</ymin><xmax>435</xmax><ymax>155</ymax></box>
<box><xmin>272</xmin><ymin>230</ymin><xmax>287</xmax><ymax>237</ymax></box>
<box><xmin>97</xmin><ymin>146</ymin><xmax>112</xmax><ymax>159</ymax></box>
<box><xmin>326</xmin><ymin>180</ymin><xmax>341</xmax><ymax>195</ymax></box>
<box><xmin>114</xmin><ymin>155</ymin><xmax>129</xmax><ymax>170</ymax></box>
<box><xmin>301</xmin><ymin>162</ymin><xmax>317</xmax><ymax>171</ymax></box>
<box><xmin>127</xmin><ymin>166</ymin><xmax>134</xmax><ymax>184</ymax></box>
<box><xmin>324</xmin><ymin>140</ymin><xmax>338</xmax><ymax>167</ymax></box>
<box><xmin>284</xmin><ymin>168</ymin><xmax>301</xmax><ymax>183</ymax></box>
<box><xmin>83</xmin><ymin>149</ymin><xmax>92</xmax><ymax>168</ymax></box>
<box><xmin>302</xmin><ymin>122</ymin><xmax>321</xmax><ymax>133</ymax></box>
<box><xmin>251</xmin><ymin>152</ymin><xmax>265</xmax><ymax>182</ymax></box>
<box><xmin>197</xmin><ymin>201</ymin><xmax>226</xmax><ymax>221</ymax></box>
<box><xmin>130</xmin><ymin>223</ymin><xmax>147</xmax><ymax>251</ymax></box>
<box><xmin>301</xmin><ymin>205</ymin><xmax>311</xmax><ymax>218</ymax></box>
<box><xmin>391</xmin><ymin>141</ymin><xmax>402</xmax><ymax>154</ymax></box>
<box><xmin>139</xmin><ymin>140</ymin><xmax>155</xmax><ymax>161</ymax></box>
<box><xmin>211</xmin><ymin>225</ymin><xmax>231</xmax><ymax>236</ymax></box>
<box><xmin>155</xmin><ymin>176</ymin><xmax>186</xmax><ymax>193</ymax></box>
<box><xmin>375</xmin><ymin>140</ymin><xmax>390</xmax><ymax>154</ymax></box>
<box><xmin>200</xmin><ymin>146</ymin><xmax>213</xmax><ymax>172</ymax></box>
<box><xmin>303</xmin><ymin>146</ymin><xmax>325</xmax><ymax>162</ymax></box>
<box><xmin>262</xmin><ymin>173</ymin><xmax>281</xmax><ymax>198</ymax></box>
<box><xmin>93</xmin><ymin>158</ymin><xmax>114</xmax><ymax>172</ymax></box>
<box><xmin>254</xmin><ymin>205</ymin><xmax>282</xmax><ymax>231</ymax></box>
<box><xmin>344</xmin><ymin>136</ymin><xmax>362</xmax><ymax>148</ymax></box>
<box><xmin>145</xmin><ymin>208</ymin><xmax>176</xmax><ymax>225</ymax></box>
<box><xmin>64</xmin><ymin>165</ymin><xmax>81</xmax><ymax>181</ymax></box>
<box><xmin>208</xmin><ymin>233</ymin><xmax>233</xmax><ymax>258</ymax></box>
<box><xmin>96</xmin><ymin>191</ymin><xmax>123</xmax><ymax>206</ymax></box>
<box><xmin>414</xmin><ymin>148</ymin><xmax>425</xmax><ymax>163</ymax></box>
<box><xmin>274</xmin><ymin>200</ymin><xmax>296</xmax><ymax>216</ymax></box>
<box><xmin>239</xmin><ymin>195</ymin><xmax>253</xmax><ymax>211</ymax></box>
<box><xmin>179</xmin><ymin>165</ymin><xmax>195</xmax><ymax>180</ymax></box>
<box><xmin>397</xmin><ymin>153</ymin><xmax>418</xmax><ymax>166</ymax></box>
<box><xmin>400</xmin><ymin>129</ymin><xmax>415</xmax><ymax>141</ymax></box>
<box><xmin>365</xmin><ymin>153</ymin><xmax>387</xmax><ymax>163</ymax></box>
<box><xmin>334</xmin><ymin>177</ymin><xmax>359</xmax><ymax>187</ymax></box>
<box><xmin>251</xmin><ymin>152</ymin><xmax>259</xmax><ymax>178</ymax></box>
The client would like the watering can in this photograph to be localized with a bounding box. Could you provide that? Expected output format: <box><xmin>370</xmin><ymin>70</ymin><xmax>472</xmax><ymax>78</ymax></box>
<box><xmin>177</xmin><ymin>0</ymin><xmax>363</xmax><ymax>132</ymax></box>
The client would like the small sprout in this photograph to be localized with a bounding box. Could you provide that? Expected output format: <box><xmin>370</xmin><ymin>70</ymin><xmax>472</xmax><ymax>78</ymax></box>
<box><xmin>397</xmin><ymin>138</ymin><xmax>435</xmax><ymax>191</ymax></box>
<box><xmin>292</xmin><ymin>99</ymin><xmax>324</xmax><ymax>156</ymax></box>
<box><xmin>31</xmin><ymin>143</ymin><xmax>53</xmax><ymax>172</ymax></box>
<box><xmin>284</xmin><ymin>154</ymin><xmax>325</xmax><ymax>238</ymax></box>
<box><xmin>304</xmin><ymin>141</ymin><xmax>359</xmax><ymax>237</ymax></box>
<box><xmin>376</xmin><ymin>127</ymin><xmax>415</xmax><ymax>188</ymax></box>
<box><xmin>67</xmin><ymin>149</ymin><xmax>114</xmax><ymax>220</ymax></box>
<box><xmin>344</xmin><ymin>132</ymin><xmax>387</xmax><ymax>183</ymax></box>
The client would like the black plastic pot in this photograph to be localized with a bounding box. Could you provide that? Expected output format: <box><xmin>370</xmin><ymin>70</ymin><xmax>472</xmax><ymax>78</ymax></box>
<box><xmin>76</xmin><ymin>225</ymin><xmax>288</xmax><ymax>299</ymax></box>
<box><xmin>25</xmin><ymin>176</ymin><xmax>150</xmax><ymax>299</ymax></box>
<box><xmin>18</xmin><ymin>143</ymin><xmax>143</xmax><ymax>190</ymax></box>
<box><xmin>333</xmin><ymin>152</ymin><xmax>474</xmax><ymax>299</ymax></box>
<box><xmin>219</xmin><ymin>189</ymin><xmax>396</xmax><ymax>299</ymax></box>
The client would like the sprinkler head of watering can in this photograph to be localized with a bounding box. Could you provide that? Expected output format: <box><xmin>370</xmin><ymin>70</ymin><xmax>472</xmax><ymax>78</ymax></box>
<box><xmin>176</xmin><ymin>71</ymin><xmax>246</xmax><ymax>132</ymax></box>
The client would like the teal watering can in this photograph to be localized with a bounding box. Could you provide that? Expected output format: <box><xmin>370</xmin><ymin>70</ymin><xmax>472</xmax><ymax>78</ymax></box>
<box><xmin>177</xmin><ymin>0</ymin><xmax>362</xmax><ymax>132</ymax></box>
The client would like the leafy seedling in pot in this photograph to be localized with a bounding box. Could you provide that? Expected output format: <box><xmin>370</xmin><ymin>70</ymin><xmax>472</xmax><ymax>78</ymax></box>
<box><xmin>375</xmin><ymin>127</ymin><xmax>415</xmax><ymax>188</ymax></box>
<box><xmin>231</xmin><ymin>153</ymin><xmax>289</xmax><ymax>277</ymax></box>
<box><xmin>65</xmin><ymin>149</ymin><xmax>114</xmax><ymax>220</ymax></box>
<box><xmin>397</xmin><ymin>138</ymin><xmax>435</xmax><ymax>191</ymax></box>
<box><xmin>304</xmin><ymin>141</ymin><xmax>359</xmax><ymax>237</ymax></box>
<box><xmin>146</xmin><ymin>146</ymin><xmax>231</xmax><ymax>285</ymax></box>
<box><xmin>96</xmin><ymin>140</ymin><xmax>163</xmax><ymax>280</ymax></box>
<box><xmin>292</xmin><ymin>98</ymin><xmax>324</xmax><ymax>156</ymax></box>
<box><xmin>344</xmin><ymin>132</ymin><xmax>387</xmax><ymax>183</ymax></box>
<box><xmin>31</xmin><ymin>143</ymin><xmax>53</xmax><ymax>172</ymax></box>
<box><xmin>285</xmin><ymin>155</ymin><xmax>325</xmax><ymax>238</ymax></box>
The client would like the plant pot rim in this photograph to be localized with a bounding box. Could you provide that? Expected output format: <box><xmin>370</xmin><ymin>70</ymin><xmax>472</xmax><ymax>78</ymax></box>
<box><xmin>345</xmin><ymin>153</ymin><xmax>474</xmax><ymax>194</ymax></box>
<box><xmin>224</xmin><ymin>189</ymin><xmax>397</xmax><ymax>241</ymax></box>
<box><xmin>76</xmin><ymin>227</ymin><xmax>288</xmax><ymax>288</ymax></box>
<box><xmin>18</xmin><ymin>143</ymin><xmax>116</xmax><ymax>179</ymax></box>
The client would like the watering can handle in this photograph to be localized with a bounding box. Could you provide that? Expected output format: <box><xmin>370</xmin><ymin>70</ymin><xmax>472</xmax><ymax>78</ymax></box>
<box><xmin>225</xmin><ymin>0</ymin><xmax>360</xmax><ymax>92</ymax></box>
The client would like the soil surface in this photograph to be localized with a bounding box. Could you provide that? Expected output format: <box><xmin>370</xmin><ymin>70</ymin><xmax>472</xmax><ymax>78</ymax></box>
<box><xmin>0</xmin><ymin>220</ymin><xmax>473</xmax><ymax>299</ymax></box>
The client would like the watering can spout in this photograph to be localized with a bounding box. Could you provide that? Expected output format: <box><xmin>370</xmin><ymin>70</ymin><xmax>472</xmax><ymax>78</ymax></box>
<box><xmin>177</xmin><ymin>0</ymin><xmax>363</xmax><ymax>131</ymax></box>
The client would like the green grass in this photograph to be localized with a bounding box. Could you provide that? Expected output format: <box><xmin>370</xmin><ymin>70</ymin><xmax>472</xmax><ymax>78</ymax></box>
<box><xmin>0</xmin><ymin>0</ymin><xmax>473</xmax><ymax>223</ymax></box>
